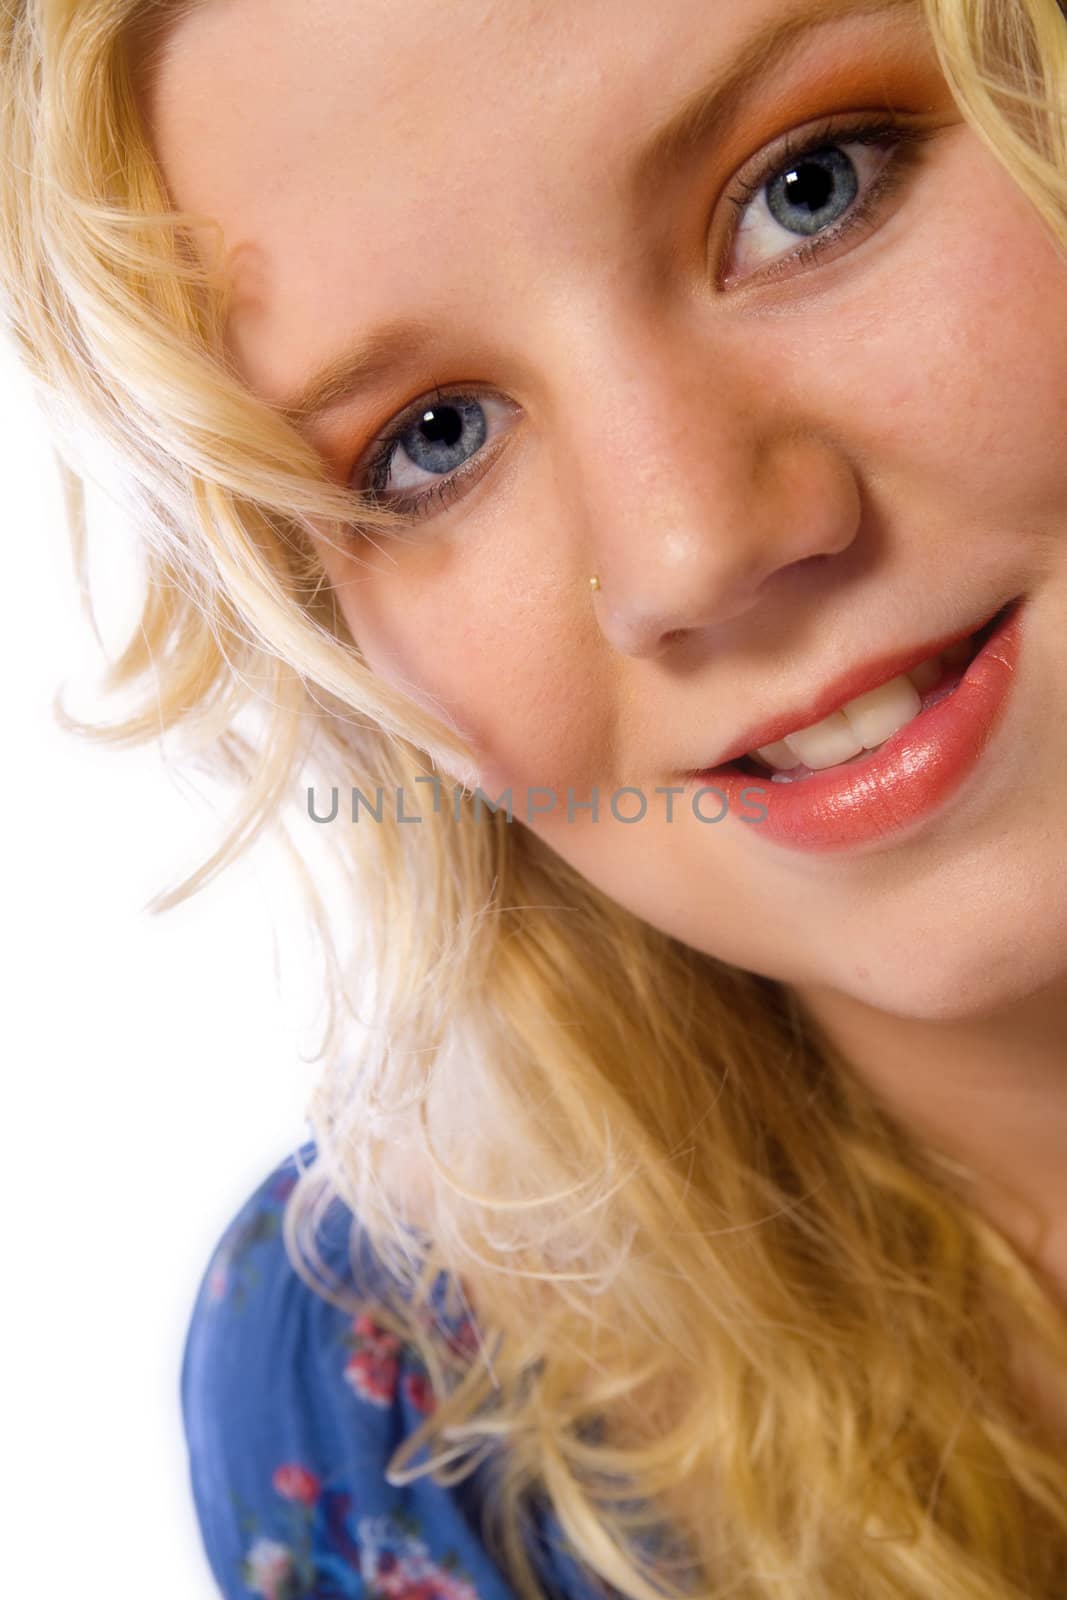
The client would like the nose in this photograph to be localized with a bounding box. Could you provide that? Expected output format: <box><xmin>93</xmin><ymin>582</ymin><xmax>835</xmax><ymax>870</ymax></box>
<box><xmin>567</xmin><ymin>335</ymin><xmax>861</xmax><ymax>660</ymax></box>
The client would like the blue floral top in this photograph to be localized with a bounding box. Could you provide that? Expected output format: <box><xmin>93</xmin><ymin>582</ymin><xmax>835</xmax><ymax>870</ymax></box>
<box><xmin>180</xmin><ymin>1139</ymin><xmax>616</xmax><ymax>1600</ymax></box>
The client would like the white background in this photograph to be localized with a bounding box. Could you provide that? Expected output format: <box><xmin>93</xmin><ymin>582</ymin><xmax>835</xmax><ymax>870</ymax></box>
<box><xmin>1</xmin><ymin>329</ymin><xmax>324</xmax><ymax>1596</ymax></box>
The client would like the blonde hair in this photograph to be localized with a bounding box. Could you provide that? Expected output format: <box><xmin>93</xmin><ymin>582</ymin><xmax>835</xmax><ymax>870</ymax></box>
<box><xmin>4</xmin><ymin>1</ymin><xmax>1067</xmax><ymax>1594</ymax></box>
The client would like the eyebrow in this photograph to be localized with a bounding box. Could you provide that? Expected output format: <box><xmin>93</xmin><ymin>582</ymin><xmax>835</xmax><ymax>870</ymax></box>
<box><xmin>629</xmin><ymin>0</ymin><xmax>918</xmax><ymax>197</ymax></box>
<box><xmin>276</xmin><ymin>0</ymin><xmax>917</xmax><ymax>429</ymax></box>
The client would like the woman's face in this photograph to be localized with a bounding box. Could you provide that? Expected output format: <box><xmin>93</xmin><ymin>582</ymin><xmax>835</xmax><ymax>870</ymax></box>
<box><xmin>150</xmin><ymin>0</ymin><xmax>1067</xmax><ymax>1024</ymax></box>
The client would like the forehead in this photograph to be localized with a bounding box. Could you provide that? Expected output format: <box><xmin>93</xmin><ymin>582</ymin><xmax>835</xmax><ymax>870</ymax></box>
<box><xmin>145</xmin><ymin>0</ymin><xmax>925</xmax><ymax>426</ymax></box>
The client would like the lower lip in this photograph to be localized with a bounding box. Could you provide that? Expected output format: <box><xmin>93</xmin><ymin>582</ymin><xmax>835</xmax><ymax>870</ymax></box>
<box><xmin>690</xmin><ymin>598</ymin><xmax>1026</xmax><ymax>853</ymax></box>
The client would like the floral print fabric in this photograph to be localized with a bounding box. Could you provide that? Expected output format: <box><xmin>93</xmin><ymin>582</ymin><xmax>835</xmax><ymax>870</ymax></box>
<box><xmin>180</xmin><ymin>1140</ymin><xmax>610</xmax><ymax>1600</ymax></box>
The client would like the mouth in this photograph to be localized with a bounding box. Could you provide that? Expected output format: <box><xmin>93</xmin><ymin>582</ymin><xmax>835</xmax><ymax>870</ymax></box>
<box><xmin>700</xmin><ymin>600</ymin><xmax>1016</xmax><ymax>785</ymax></box>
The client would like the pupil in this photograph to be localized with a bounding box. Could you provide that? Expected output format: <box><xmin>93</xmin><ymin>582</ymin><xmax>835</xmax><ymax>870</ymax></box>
<box><xmin>419</xmin><ymin>406</ymin><xmax>462</xmax><ymax>446</ymax></box>
<box><xmin>767</xmin><ymin>146</ymin><xmax>857</xmax><ymax>237</ymax></box>
<box><xmin>400</xmin><ymin>396</ymin><xmax>487</xmax><ymax>477</ymax></box>
<box><xmin>783</xmin><ymin>161</ymin><xmax>833</xmax><ymax>215</ymax></box>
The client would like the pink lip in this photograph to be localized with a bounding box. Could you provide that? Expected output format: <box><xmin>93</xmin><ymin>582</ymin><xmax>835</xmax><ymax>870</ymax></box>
<box><xmin>689</xmin><ymin>596</ymin><xmax>1026</xmax><ymax>853</ymax></box>
<box><xmin>700</xmin><ymin>601</ymin><xmax>1009</xmax><ymax>771</ymax></box>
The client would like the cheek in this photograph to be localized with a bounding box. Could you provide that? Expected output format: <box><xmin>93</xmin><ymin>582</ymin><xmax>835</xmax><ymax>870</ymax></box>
<box><xmin>523</xmin><ymin>795</ymin><xmax>814</xmax><ymax>982</ymax></box>
<box><xmin>860</xmin><ymin>137</ymin><xmax>1067</xmax><ymax>509</ymax></box>
<box><xmin>327</xmin><ymin>539</ymin><xmax>613</xmax><ymax>792</ymax></box>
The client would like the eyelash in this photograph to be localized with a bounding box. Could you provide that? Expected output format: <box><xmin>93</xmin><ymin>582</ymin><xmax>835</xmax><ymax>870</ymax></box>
<box><xmin>352</xmin><ymin>110</ymin><xmax>936</xmax><ymax>526</ymax></box>
<box><xmin>359</xmin><ymin>383</ymin><xmax>497</xmax><ymax>524</ymax></box>
<box><xmin>721</xmin><ymin>110</ymin><xmax>937</xmax><ymax>282</ymax></box>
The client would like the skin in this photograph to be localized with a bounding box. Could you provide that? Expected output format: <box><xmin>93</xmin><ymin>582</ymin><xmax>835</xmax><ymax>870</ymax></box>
<box><xmin>147</xmin><ymin>0</ymin><xmax>1067</xmax><ymax>1336</ymax></box>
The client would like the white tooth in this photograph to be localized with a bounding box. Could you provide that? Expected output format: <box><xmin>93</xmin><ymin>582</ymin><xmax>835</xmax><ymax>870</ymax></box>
<box><xmin>839</xmin><ymin>672</ymin><xmax>922</xmax><ymax>750</ymax></box>
<box><xmin>753</xmin><ymin>738</ymin><xmax>802</xmax><ymax>770</ymax></box>
<box><xmin>750</xmin><ymin>658</ymin><xmax>944</xmax><ymax>775</ymax></box>
<box><xmin>783</xmin><ymin>709</ymin><xmax>865</xmax><ymax>771</ymax></box>
<box><xmin>907</xmin><ymin>655</ymin><xmax>943</xmax><ymax>694</ymax></box>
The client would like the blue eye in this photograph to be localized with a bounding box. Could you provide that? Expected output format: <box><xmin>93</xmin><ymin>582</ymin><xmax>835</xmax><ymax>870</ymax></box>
<box><xmin>722</xmin><ymin>113</ymin><xmax>939</xmax><ymax>284</ymax></box>
<box><xmin>389</xmin><ymin>396</ymin><xmax>486</xmax><ymax>477</ymax></box>
<box><xmin>765</xmin><ymin>145</ymin><xmax>860</xmax><ymax>236</ymax></box>
<box><xmin>355</xmin><ymin>389</ymin><xmax>518</xmax><ymax>522</ymax></box>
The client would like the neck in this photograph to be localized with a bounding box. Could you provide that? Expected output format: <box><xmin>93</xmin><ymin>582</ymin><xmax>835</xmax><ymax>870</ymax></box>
<box><xmin>792</xmin><ymin>971</ymin><xmax>1067</xmax><ymax>1308</ymax></box>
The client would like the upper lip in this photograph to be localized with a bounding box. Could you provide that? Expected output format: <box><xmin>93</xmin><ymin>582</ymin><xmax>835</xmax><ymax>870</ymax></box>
<box><xmin>693</xmin><ymin>599</ymin><xmax>1011</xmax><ymax>772</ymax></box>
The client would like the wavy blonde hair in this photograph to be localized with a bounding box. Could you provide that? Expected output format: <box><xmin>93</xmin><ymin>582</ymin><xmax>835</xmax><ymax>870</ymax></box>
<box><xmin>5</xmin><ymin>1</ymin><xmax>1067</xmax><ymax>1594</ymax></box>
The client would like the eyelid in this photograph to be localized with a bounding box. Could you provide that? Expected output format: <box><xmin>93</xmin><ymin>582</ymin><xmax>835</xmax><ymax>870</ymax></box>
<box><xmin>711</xmin><ymin>108</ymin><xmax>940</xmax><ymax>287</ymax></box>
<box><xmin>730</xmin><ymin>108</ymin><xmax>927</xmax><ymax>203</ymax></box>
<box><xmin>361</xmin><ymin>379</ymin><xmax>455</xmax><ymax>457</ymax></box>
<box><xmin>349</xmin><ymin>385</ymin><xmax>522</xmax><ymax>522</ymax></box>
<box><xmin>358</xmin><ymin>383</ymin><xmax>518</xmax><ymax>462</ymax></box>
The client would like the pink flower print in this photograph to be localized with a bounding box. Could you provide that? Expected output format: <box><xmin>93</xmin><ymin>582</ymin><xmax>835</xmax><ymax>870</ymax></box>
<box><xmin>207</xmin><ymin>1261</ymin><xmax>230</xmax><ymax>1302</ymax></box>
<box><xmin>357</xmin><ymin>1517</ymin><xmax>481</xmax><ymax>1600</ymax></box>
<box><xmin>243</xmin><ymin>1536</ymin><xmax>295</xmax><ymax>1600</ymax></box>
<box><xmin>448</xmin><ymin>1317</ymin><xmax>481</xmax><ymax>1359</ymax></box>
<box><xmin>346</xmin><ymin>1346</ymin><xmax>400</xmax><ymax>1406</ymax></box>
<box><xmin>353</xmin><ymin>1311</ymin><xmax>399</xmax><ymax>1341</ymax></box>
<box><xmin>272</xmin><ymin>1462</ymin><xmax>322</xmax><ymax>1504</ymax></box>
<box><xmin>343</xmin><ymin>1313</ymin><xmax>403</xmax><ymax>1406</ymax></box>
<box><xmin>402</xmin><ymin>1370</ymin><xmax>437</xmax><ymax>1414</ymax></box>
<box><xmin>415</xmin><ymin>1295</ymin><xmax>481</xmax><ymax>1365</ymax></box>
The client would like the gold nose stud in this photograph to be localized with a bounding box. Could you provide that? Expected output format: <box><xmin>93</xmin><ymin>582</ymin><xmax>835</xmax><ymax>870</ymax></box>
<box><xmin>589</xmin><ymin>575</ymin><xmax>601</xmax><ymax>592</ymax></box>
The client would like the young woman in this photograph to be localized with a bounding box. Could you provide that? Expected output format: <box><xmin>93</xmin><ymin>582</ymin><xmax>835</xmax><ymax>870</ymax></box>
<box><xmin>3</xmin><ymin>0</ymin><xmax>1067</xmax><ymax>1595</ymax></box>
